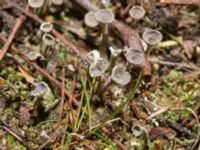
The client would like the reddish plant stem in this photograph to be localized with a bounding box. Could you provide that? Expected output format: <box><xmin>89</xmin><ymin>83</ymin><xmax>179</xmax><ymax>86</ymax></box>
<box><xmin>59</xmin><ymin>68</ymin><xmax>65</xmax><ymax>120</ymax></box>
<box><xmin>73</xmin><ymin>0</ymin><xmax>152</xmax><ymax>76</ymax></box>
<box><xmin>114</xmin><ymin>139</ymin><xmax>128</xmax><ymax>150</ymax></box>
<box><xmin>160</xmin><ymin>0</ymin><xmax>200</xmax><ymax>5</ymax></box>
<box><xmin>0</xmin><ymin>36</ymin><xmax>79</xmax><ymax>106</ymax></box>
<box><xmin>0</xmin><ymin>13</ymin><xmax>25</xmax><ymax>61</ymax></box>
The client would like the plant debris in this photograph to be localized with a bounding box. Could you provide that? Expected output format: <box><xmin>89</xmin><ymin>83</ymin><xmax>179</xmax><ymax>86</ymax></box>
<box><xmin>0</xmin><ymin>0</ymin><xmax>199</xmax><ymax>149</ymax></box>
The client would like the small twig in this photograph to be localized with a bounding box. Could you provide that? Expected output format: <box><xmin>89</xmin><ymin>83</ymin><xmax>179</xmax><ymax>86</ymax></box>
<box><xmin>0</xmin><ymin>120</ymin><xmax>34</xmax><ymax>150</ymax></box>
<box><xmin>37</xmin><ymin>138</ymin><xmax>52</xmax><ymax>150</ymax></box>
<box><xmin>148</xmin><ymin>106</ymin><xmax>200</xmax><ymax>149</ymax></box>
<box><xmin>59</xmin><ymin>68</ymin><xmax>65</xmax><ymax>120</ymax></box>
<box><xmin>0</xmin><ymin>10</ymin><xmax>25</xmax><ymax>61</ymax></box>
<box><xmin>181</xmin><ymin>70</ymin><xmax>200</xmax><ymax>79</ymax></box>
<box><xmin>149</xmin><ymin>57</ymin><xmax>200</xmax><ymax>71</ymax></box>
<box><xmin>160</xmin><ymin>0</ymin><xmax>200</xmax><ymax>5</ymax></box>
<box><xmin>82</xmin><ymin>117</ymin><xmax>121</xmax><ymax>135</ymax></box>
<box><xmin>38</xmin><ymin>127</ymin><xmax>62</xmax><ymax>150</ymax></box>
<box><xmin>2</xmin><ymin>126</ymin><xmax>23</xmax><ymax>142</ymax></box>
<box><xmin>113</xmin><ymin>139</ymin><xmax>128</xmax><ymax>150</ymax></box>
<box><xmin>2</xmin><ymin>126</ymin><xmax>33</xmax><ymax>150</ymax></box>
<box><xmin>0</xmin><ymin>36</ymin><xmax>79</xmax><ymax>106</ymax></box>
<box><xmin>147</xmin><ymin>107</ymin><xmax>170</xmax><ymax>120</ymax></box>
<box><xmin>135</xmin><ymin>124</ymin><xmax>149</xmax><ymax>149</ymax></box>
<box><xmin>170</xmin><ymin>108</ymin><xmax>200</xmax><ymax>150</ymax></box>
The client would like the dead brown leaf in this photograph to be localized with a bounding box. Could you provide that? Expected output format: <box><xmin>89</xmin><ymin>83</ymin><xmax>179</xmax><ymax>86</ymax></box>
<box><xmin>183</xmin><ymin>40</ymin><xmax>195</xmax><ymax>59</ymax></box>
<box><xmin>19</xmin><ymin>105</ymin><xmax>32</xmax><ymax>126</ymax></box>
<box><xmin>18</xmin><ymin>66</ymin><xmax>35</xmax><ymax>84</ymax></box>
<box><xmin>150</xmin><ymin>127</ymin><xmax>177</xmax><ymax>140</ymax></box>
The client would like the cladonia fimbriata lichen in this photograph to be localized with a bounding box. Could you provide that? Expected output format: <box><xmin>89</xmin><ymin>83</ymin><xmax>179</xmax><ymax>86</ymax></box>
<box><xmin>111</xmin><ymin>64</ymin><xmax>131</xmax><ymax>86</ymax></box>
<box><xmin>28</xmin><ymin>0</ymin><xmax>45</xmax><ymax>8</ymax></box>
<box><xmin>129</xmin><ymin>6</ymin><xmax>146</xmax><ymax>20</ymax></box>
<box><xmin>25</xmin><ymin>51</ymin><xmax>44</xmax><ymax>61</ymax></box>
<box><xmin>124</xmin><ymin>46</ymin><xmax>144</xmax><ymax>65</ymax></box>
<box><xmin>87</xmin><ymin>50</ymin><xmax>101</xmax><ymax>63</ymax></box>
<box><xmin>109</xmin><ymin>47</ymin><xmax>122</xmax><ymax>57</ymax></box>
<box><xmin>89</xmin><ymin>58</ymin><xmax>109</xmax><ymax>77</ymax></box>
<box><xmin>84</xmin><ymin>12</ymin><xmax>99</xmax><ymax>28</ymax></box>
<box><xmin>42</xmin><ymin>33</ymin><xmax>55</xmax><ymax>46</ymax></box>
<box><xmin>40</xmin><ymin>22</ymin><xmax>53</xmax><ymax>33</ymax></box>
<box><xmin>30</xmin><ymin>81</ymin><xmax>59</xmax><ymax>112</ymax></box>
<box><xmin>142</xmin><ymin>29</ymin><xmax>163</xmax><ymax>45</ymax></box>
<box><xmin>94</xmin><ymin>9</ymin><xmax>115</xmax><ymax>57</ymax></box>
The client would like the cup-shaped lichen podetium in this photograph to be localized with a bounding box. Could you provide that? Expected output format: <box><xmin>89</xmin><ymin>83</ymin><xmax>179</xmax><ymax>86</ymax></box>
<box><xmin>124</xmin><ymin>47</ymin><xmax>144</xmax><ymax>66</ymax></box>
<box><xmin>28</xmin><ymin>0</ymin><xmax>45</xmax><ymax>8</ymax></box>
<box><xmin>84</xmin><ymin>12</ymin><xmax>99</xmax><ymax>28</ymax></box>
<box><xmin>25</xmin><ymin>51</ymin><xmax>44</xmax><ymax>61</ymax></box>
<box><xmin>28</xmin><ymin>0</ymin><xmax>47</xmax><ymax>15</ymax></box>
<box><xmin>87</xmin><ymin>50</ymin><xmax>101</xmax><ymax>63</ymax></box>
<box><xmin>109</xmin><ymin>47</ymin><xmax>122</xmax><ymax>72</ymax></box>
<box><xmin>95</xmin><ymin>9</ymin><xmax>115</xmax><ymax>58</ymax></box>
<box><xmin>40</xmin><ymin>22</ymin><xmax>53</xmax><ymax>33</ymax></box>
<box><xmin>142</xmin><ymin>29</ymin><xmax>163</xmax><ymax>45</ymax></box>
<box><xmin>129</xmin><ymin>6</ymin><xmax>146</xmax><ymax>20</ymax></box>
<box><xmin>42</xmin><ymin>33</ymin><xmax>55</xmax><ymax>54</ymax></box>
<box><xmin>30</xmin><ymin>81</ymin><xmax>59</xmax><ymax>112</ymax></box>
<box><xmin>89</xmin><ymin>58</ymin><xmax>109</xmax><ymax>77</ymax></box>
<box><xmin>51</xmin><ymin>0</ymin><xmax>63</xmax><ymax>5</ymax></box>
<box><xmin>42</xmin><ymin>34</ymin><xmax>55</xmax><ymax>46</ymax></box>
<box><xmin>30</xmin><ymin>82</ymin><xmax>50</xmax><ymax>97</ymax></box>
<box><xmin>84</xmin><ymin>12</ymin><xmax>99</xmax><ymax>45</ymax></box>
<box><xmin>111</xmin><ymin>65</ymin><xmax>131</xmax><ymax>86</ymax></box>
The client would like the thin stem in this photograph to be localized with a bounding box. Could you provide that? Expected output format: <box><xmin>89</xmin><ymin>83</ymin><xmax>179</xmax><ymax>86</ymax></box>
<box><xmin>59</xmin><ymin>68</ymin><xmax>65</xmax><ymax>121</ymax></box>
<box><xmin>74</xmin><ymin>92</ymin><xmax>84</xmax><ymax>132</ymax></box>
<box><xmin>81</xmin><ymin>77</ymin><xmax>92</xmax><ymax>132</ymax></box>
<box><xmin>99</xmin><ymin>24</ymin><xmax>109</xmax><ymax>59</ymax></box>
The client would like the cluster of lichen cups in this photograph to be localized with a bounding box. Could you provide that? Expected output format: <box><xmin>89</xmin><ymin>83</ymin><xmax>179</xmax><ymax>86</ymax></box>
<box><xmin>27</xmin><ymin>21</ymin><xmax>61</xmax><ymax>111</ymax></box>
<box><xmin>28</xmin><ymin>0</ymin><xmax>64</xmax><ymax>8</ymax></box>
<box><xmin>85</xmin><ymin>9</ymin><xmax>132</xmax><ymax>90</ymax></box>
<box><xmin>85</xmin><ymin>7</ymin><xmax>163</xmax><ymax>97</ymax></box>
<box><xmin>128</xmin><ymin>5</ymin><xmax>163</xmax><ymax>46</ymax></box>
<box><xmin>40</xmin><ymin>22</ymin><xmax>56</xmax><ymax>55</ymax></box>
<box><xmin>84</xmin><ymin>9</ymin><xmax>114</xmax><ymax>58</ymax></box>
<box><xmin>27</xmin><ymin>1</ymin><xmax>164</xmax><ymax>101</ymax></box>
<box><xmin>28</xmin><ymin>0</ymin><xmax>64</xmax><ymax>15</ymax></box>
<box><xmin>87</xmin><ymin>48</ymin><xmax>131</xmax><ymax>95</ymax></box>
<box><xmin>30</xmin><ymin>81</ymin><xmax>58</xmax><ymax>112</ymax></box>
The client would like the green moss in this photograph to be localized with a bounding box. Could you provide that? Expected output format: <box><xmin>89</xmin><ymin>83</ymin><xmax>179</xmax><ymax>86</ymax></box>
<box><xmin>27</xmin><ymin>128</ymin><xmax>38</xmax><ymax>138</ymax></box>
<box><xmin>1</xmin><ymin>108</ymin><xmax>13</xmax><ymax>121</ymax></box>
<box><xmin>163</xmin><ymin>85</ymin><xmax>173</xmax><ymax>96</ymax></box>
<box><xmin>6</xmin><ymin>134</ymin><xmax>27</xmax><ymax>150</ymax></box>
<box><xmin>58</xmin><ymin>48</ymin><xmax>67</xmax><ymax>60</ymax></box>
<box><xmin>167</xmin><ymin>70</ymin><xmax>181</xmax><ymax>79</ymax></box>
<box><xmin>165</xmin><ymin>112</ymin><xmax>179</xmax><ymax>123</ymax></box>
